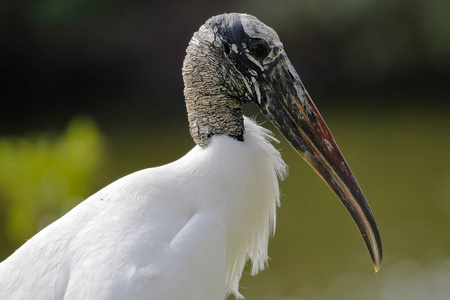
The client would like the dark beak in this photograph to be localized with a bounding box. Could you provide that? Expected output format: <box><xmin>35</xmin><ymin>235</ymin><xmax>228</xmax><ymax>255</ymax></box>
<box><xmin>257</xmin><ymin>51</ymin><xmax>382</xmax><ymax>272</ymax></box>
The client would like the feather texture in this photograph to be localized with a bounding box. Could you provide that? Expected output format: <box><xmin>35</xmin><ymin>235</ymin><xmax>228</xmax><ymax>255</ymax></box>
<box><xmin>0</xmin><ymin>117</ymin><xmax>287</xmax><ymax>299</ymax></box>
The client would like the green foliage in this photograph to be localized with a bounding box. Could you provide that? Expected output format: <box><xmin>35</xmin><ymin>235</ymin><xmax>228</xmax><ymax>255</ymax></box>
<box><xmin>0</xmin><ymin>118</ymin><xmax>105</xmax><ymax>259</ymax></box>
<box><xmin>32</xmin><ymin>0</ymin><xmax>104</xmax><ymax>27</ymax></box>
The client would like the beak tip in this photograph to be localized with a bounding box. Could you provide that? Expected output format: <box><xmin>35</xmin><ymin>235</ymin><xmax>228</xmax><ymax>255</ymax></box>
<box><xmin>372</xmin><ymin>256</ymin><xmax>382</xmax><ymax>273</ymax></box>
<box><xmin>373</xmin><ymin>264</ymin><xmax>381</xmax><ymax>273</ymax></box>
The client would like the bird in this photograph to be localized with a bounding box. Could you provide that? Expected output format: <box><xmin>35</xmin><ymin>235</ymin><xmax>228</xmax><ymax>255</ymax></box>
<box><xmin>0</xmin><ymin>13</ymin><xmax>382</xmax><ymax>300</ymax></box>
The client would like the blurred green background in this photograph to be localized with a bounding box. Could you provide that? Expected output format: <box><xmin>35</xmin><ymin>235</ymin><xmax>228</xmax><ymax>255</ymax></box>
<box><xmin>1</xmin><ymin>0</ymin><xmax>449</xmax><ymax>299</ymax></box>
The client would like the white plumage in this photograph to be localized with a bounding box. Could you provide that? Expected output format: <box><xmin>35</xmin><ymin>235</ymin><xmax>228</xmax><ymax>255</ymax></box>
<box><xmin>0</xmin><ymin>118</ymin><xmax>286</xmax><ymax>299</ymax></box>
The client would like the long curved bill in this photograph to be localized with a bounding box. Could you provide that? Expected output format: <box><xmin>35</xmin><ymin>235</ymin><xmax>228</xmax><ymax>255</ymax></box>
<box><xmin>258</xmin><ymin>51</ymin><xmax>382</xmax><ymax>272</ymax></box>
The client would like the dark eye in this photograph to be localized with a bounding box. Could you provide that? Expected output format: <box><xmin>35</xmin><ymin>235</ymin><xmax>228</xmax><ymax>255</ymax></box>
<box><xmin>249</xmin><ymin>39</ymin><xmax>269</xmax><ymax>57</ymax></box>
<box><xmin>224</xmin><ymin>43</ymin><xmax>230</xmax><ymax>55</ymax></box>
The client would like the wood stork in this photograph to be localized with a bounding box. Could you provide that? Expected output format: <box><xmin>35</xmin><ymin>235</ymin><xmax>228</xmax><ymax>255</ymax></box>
<box><xmin>0</xmin><ymin>13</ymin><xmax>382</xmax><ymax>299</ymax></box>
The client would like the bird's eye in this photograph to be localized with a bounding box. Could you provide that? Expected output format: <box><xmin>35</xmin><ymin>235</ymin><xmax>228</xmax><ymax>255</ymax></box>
<box><xmin>224</xmin><ymin>43</ymin><xmax>231</xmax><ymax>55</ymax></box>
<box><xmin>249</xmin><ymin>39</ymin><xmax>269</xmax><ymax>57</ymax></box>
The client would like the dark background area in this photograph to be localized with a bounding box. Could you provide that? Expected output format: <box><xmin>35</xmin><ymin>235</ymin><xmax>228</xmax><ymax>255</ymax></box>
<box><xmin>1</xmin><ymin>0</ymin><xmax>448</xmax><ymax>134</ymax></box>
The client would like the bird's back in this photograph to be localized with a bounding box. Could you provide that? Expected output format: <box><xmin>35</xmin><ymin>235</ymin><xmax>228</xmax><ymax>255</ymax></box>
<box><xmin>0</xmin><ymin>118</ymin><xmax>286</xmax><ymax>300</ymax></box>
<box><xmin>0</xmin><ymin>156</ymin><xmax>226</xmax><ymax>299</ymax></box>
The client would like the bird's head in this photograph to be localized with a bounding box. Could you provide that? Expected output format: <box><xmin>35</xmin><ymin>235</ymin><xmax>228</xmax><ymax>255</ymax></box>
<box><xmin>183</xmin><ymin>13</ymin><xmax>382</xmax><ymax>272</ymax></box>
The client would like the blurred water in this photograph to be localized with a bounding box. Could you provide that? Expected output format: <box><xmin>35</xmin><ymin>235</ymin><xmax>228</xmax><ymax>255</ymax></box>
<box><xmin>233</xmin><ymin>109</ymin><xmax>450</xmax><ymax>299</ymax></box>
